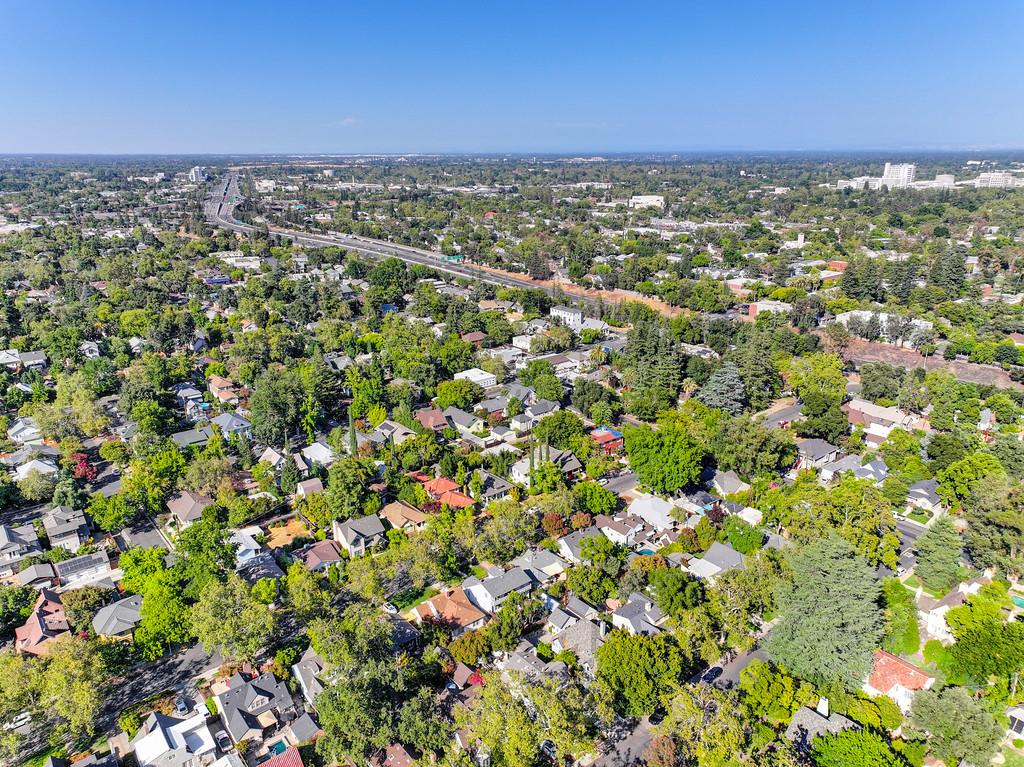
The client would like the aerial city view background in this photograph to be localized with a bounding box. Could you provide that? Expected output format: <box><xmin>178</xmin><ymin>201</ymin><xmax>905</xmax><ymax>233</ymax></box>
<box><xmin>1</xmin><ymin>3</ymin><xmax>1024</xmax><ymax>767</ymax></box>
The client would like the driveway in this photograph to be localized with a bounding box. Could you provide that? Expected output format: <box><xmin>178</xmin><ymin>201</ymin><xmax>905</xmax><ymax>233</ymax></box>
<box><xmin>595</xmin><ymin>720</ymin><xmax>653</xmax><ymax>767</ymax></box>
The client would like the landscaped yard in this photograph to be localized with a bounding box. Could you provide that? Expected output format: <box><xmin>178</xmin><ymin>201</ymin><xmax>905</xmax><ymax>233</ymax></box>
<box><xmin>266</xmin><ymin>517</ymin><xmax>311</xmax><ymax>548</ymax></box>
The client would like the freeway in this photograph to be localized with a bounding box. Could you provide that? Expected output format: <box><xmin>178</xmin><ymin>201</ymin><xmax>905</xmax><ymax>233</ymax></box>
<box><xmin>205</xmin><ymin>173</ymin><xmax>606</xmax><ymax>306</ymax></box>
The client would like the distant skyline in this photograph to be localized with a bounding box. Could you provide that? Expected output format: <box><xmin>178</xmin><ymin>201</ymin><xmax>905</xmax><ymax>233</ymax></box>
<box><xmin>3</xmin><ymin>1</ymin><xmax>1023</xmax><ymax>154</ymax></box>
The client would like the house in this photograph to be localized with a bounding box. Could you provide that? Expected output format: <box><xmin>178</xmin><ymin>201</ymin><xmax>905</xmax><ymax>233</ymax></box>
<box><xmin>907</xmin><ymin>479</ymin><xmax>942</xmax><ymax>514</ymax></box>
<box><xmin>1007</xmin><ymin>705</ymin><xmax>1024</xmax><ymax>741</ymax></box>
<box><xmin>462</xmin><ymin>331</ymin><xmax>487</xmax><ymax>346</ymax></box>
<box><xmin>415</xmin><ymin>474</ymin><xmax>476</xmax><ymax>509</ymax></box>
<box><xmin>853</xmin><ymin>459</ymin><xmax>888</xmax><ymax>484</ymax></box>
<box><xmin>237</xmin><ymin>552</ymin><xmax>285</xmax><ymax>585</ymax></box>
<box><xmin>550</xmin><ymin>306</ymin><xmax>584</xmax><ymax>330</ymax></box>
<box><xmin>627</xmin><ymin>494</ymin><xmax>675</xmax><ymax>532</ymax></box>
<box><xmin>551</xmin><ymin>619</ymin><xmax>605</xmax><ymax>676</ymax></box>
<box><xmin>171</xmin><ymin>425</ymin><xmax>215</xmax><ymax>450</ymax></box>
<box><xmin>167</xmin><ymin>490</ymin><xmax>214</xmax><ymax>528</ymax></box>
<box><xmin>510</xmin><ymin>447</ymin><xmax>582</xmax><ymax>487</ymax></box>
<box><xmin>444</xmin><ymin>407</ymin><xmax>483</xmax><ymax>436</ymax></box>
<box><xmin>131</xmin><ymin>712</ymin><xmax>216</xmax><ymax>767</ymax></box>
<box><xmin>711</xmin><ymin>470</ymin><xmax>750</xmax><ymax>497</ymax></box>
<box><xmin>0</xmin><ymin>523</ymin><xmax>42</xmax><ymax>577</ymax></box>
<box><xmin>454</xmin><ymin>367</ymin><xmax>497</xmax><ymax>389</ymax></box>
<box><xmin>595</xmin><ymin>514</ymin><xmax>648</xmax><ymax>548</ymax></box>
<box><xmin>526</xmin><ymin>399</ymin><xmax>561</xmax><ymax>420</ymax></box>
<box><xmin>415</xmin><ymin>408</ymin><xmax>450</xmax><ymax>432</ymax></box>
<box><xmin>230</xmin><ymin>527</ymin><xmax>264</xmax><ymax>568</ymax></box>
<box><xmin>589</xmin><ymin>427</ymin><xmax>624</xmax><ymax>455</ymax></box>
<box><xmin>217</xmin><ymin>671</ymin><xmax>297</xmax><ymax>744</ymax></box>
<box><xmin>688</xmin><ymin>542</ymin><xmax>746</xmax><ymax>581</ymax></box>
<box><xmin>369</xmin><ymin>420</ymin><xmax>417</xmax><ymax>447</ymax></box>
<box><xmin>371</xmin><ymin>745</ymin><xmax>414</xmax><ymax>767</ymax></box>
<box><xmin>796</xmin><ymin>438</ymin><xmax>841</xmax><ymax>470</ymax></box>
<box><xmin>17</xmin><ymin>562</ymin><xmax>56</xmax><ymax>589</ymax></box>
<box><xmin>260</xmin><ymin>448</ymin><xmax>309</xmax><ymax>477</ymax></box>
<box><xmin>7</xmin><ymin>416</ymin><xmax>42</xmax><ymax>445</ymax></box>
<box><xmin>55</xmin><ymin>551</ymin><xmax>112</xmax><ymax>589</ymax></box>
<box><xmin>14</xmin><ymin>589</ymin><xmax>69</xmax><ymax>655</ymax></box>
<box><xmin>13</xmin><ymin>458</ymin><xmax>58</xmax><ymax>482</ymax></box>
<box><xmin>333</xmin><ymin>514</ymin><xmax>386</xmax><ymax>556</ymax></box>
<box><xmin>296</xmin><ymin>478</ymin><xmax>324</xmax><ymax>498</ymax></box>
<box><xmin>917</xmin><ymin>574</ymin><xmax>991</xmax><ymax>642</ymax></box>
<box><xmin>379</xmin><ymin>501</ymin><xmax>427</xmax><ymax>532</ymax></box>
<box><xmin>411</xmin><ymin>587</ymin><xmax>487</xmax><ymax>637</ymax></box>
<box><xmin>611</xmin><ymin>592</ymin><xmax>666</xmax><ymax>635</ymax></box>
<box><xmin>92</xmin><ymin>594</ymin><xmax>143</xmax><ymax>639</ymax></box>
<box><xmin>557</xmin><ymin>527</ymin><xmax>606</xmax><ymax>564</ymax></box>
<box><xmin>292</xmin><ymin>646</ymin><xmax>326</xmax><ymax>707</ymax></box>
<box><xmin>42</xmin><ymin>505</ymin><xmax>90</xmax><ymax>552</ymax></box>
<box><xmin>477</xmin><ymin>470</ymin><xmax>513</xmax><ymax>503</ymax></box>
<box><xmin>784</xmin><ymin>706</ymin><xmax>856</xmax><ymax>754</ymax></box>
<box><xmin>207</xmin><ymin>375</ymin><xmax>238</xmax><ymax>403</ymax></box>
<box><xmin>819</xmin><ymin>454</ymin><xmax>862</xmax><ymax>483</ymax></box>
<box><xmin>43</xmin><ymin>753</ymin><xmax>116</xmax><ymax>767</ymax></box>
<box><xmin>210</xmin><ymin>412</ymin><xmax>252</xmax><ymax>438</ymax></box>
<box><xmin>296</xmin><ymin>540</ymin><xmax>343</xmax><ymax>573</ymax></box>
<box><xmin>510</xmin><ymin>548</ymin><xmax>568</xmax><ymax>586</ymax></box>
<box><xmin>301</xmin><ymin>440</ymin><xmax>336</xmax><ymax>468</ymax></box>
<box><xmin>862</xmin><ymin>650</ymin><xmax>935</xmax><ymax>712</ymax></box>
<box><xmin>464</xmin><ymin>567</ymin><xmax>533</xmax><ymax>614</ymax></box>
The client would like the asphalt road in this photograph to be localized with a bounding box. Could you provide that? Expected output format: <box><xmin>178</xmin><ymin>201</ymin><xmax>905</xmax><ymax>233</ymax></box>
<box><xmin>603</xmin><ymin>471</ymin><xmax>638</xmax><ymax>497</ymax></box>
<box><xmin>205</xmin><ymin>174</ymin><xmax>605</xmax><ymax>308</ymax></box>
<box><xmin>596</xmin><ymin>720</ymin><xmax>654</xmax><ymax>767</ymax></box>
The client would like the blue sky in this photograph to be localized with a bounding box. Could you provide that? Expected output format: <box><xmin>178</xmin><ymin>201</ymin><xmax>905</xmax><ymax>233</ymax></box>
<box><xmin>2</xmin><ymin>1</ymin><xmax>1023</xmax><ymax>153</ymax></box>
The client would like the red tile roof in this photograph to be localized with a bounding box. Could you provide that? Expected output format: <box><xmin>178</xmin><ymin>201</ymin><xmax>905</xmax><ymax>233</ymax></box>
<box><xmin>867</xmin><ymin>650</ymin><xmax>934</xmax><ymax>694</ymax></box>
<box><xmin>263</xmin><ymin>746</ymin><xmax>303</xmax><ymax>767</ymax></box>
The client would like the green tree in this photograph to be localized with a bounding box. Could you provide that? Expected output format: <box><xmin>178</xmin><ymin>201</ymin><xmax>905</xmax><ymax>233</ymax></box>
<box><xmin>812</xmin><ymin>729</ymin><xmax>909</xmax><ymax>767</ymax></box>
<box><xmin>914</xmin><ymin>516</ymin><xmax>961</xmax><ymax>593</ymax></box>
<box><xmin>696</xmin><ymin>361</ymin><xmax>747</xmax><ymax>415</ymax></box>
<box><xmin>435</xmin><ymin>378</ymin><xmax>483</xmax><ymax>411</ymax></box>
<box><xmin>596</xmin><ymin>630</ymin><xmax>685</xmax><ymax>716</ymax></box>
<box><xmin>0</xmin><ymin>586</ymin><xmax>35</xmax><ymax>638</ymax></box>
<box><xmin>191</xmin><ymin>574</ymin><xmax>276</xmax><ymax>662</ymax></box>
<box><xmin>398</xmin><ymin>687</ymin><xmax>453</xmax><ymax>757</ymax></box>
<box><xmin>881</xmin><ymin>578</ymin><xmax>920</xmax><ymax>656</ymax></box>
<box><xmin>455</xmin><ymin>673</ymin><xmax>542</xmax><ymax>767</ymax></box>
<box><xmin>135</xmin><ymin>568</ymin><xmax>194</xmax><ymax>660</ymax></box>
<box><xmin>909</xmin><ymin>686</ymin><xmax>1002</xmax><ymax>766</ymax></box>
<box><xmin>766</xmin><ymin>535</ymin><xmax>882</xmax><ymax>687</ymax></box>
<box><xmin>649</xmin><ymin>568</ymin><xmax>705</xmax><ymax>618</ymax></box>
<box><xmin>40</xmin><ymin>635</ymin><xmax>107</xmax><ymax>742</ymax></box>
<box><xmin>572</xmin><ymin>481</ymin><xmax>617</xmax><ymax>517</ymax></box>
<box><xmin>624</xmin><ymin>420</ymin><xmax>706</xmax><ymax>494</ymax></box>
<box><xmin>285</xmin><ymin>561</ymin><xmax>330</xmax><ymax>622</ymax></box>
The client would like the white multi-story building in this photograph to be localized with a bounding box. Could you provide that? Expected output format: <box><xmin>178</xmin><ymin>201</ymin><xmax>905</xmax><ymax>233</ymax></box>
<box><xmin>628</xmin><ymin>194</ymin><xmax>665</xmax><ymax>210</ymax></box>
<box><xmin>550</xmin><ymin>305</ymin><xmax>584</xmax><ymax>330</ymax></box>
<box><xmin>188</xmin><ymin>166</ymin><xmax>206</xmax><ymax>184</ymax></box>
<box><xmin>975</xmin><ymin>171</ymin><xmax>1021</xmax><ymax>188</ymax></box>
<box><xmin>880</xmin><ymin>162</ymin><xmax>917</xmax><ymax>188</ymax></box>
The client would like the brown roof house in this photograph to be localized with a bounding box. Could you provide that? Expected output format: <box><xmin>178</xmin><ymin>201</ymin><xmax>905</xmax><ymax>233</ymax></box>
<box><xmin>411</xmin><ymin>587</ymin><xmax>486</xmax><ymax>637</ymax></box>
<box><xmin>167</xmin><ymin>490</ymin><xmax>214</xmax><ymax>529</ymax></box>
<box><xmin>14</xmin><ymin>589</ymin><xmax>70</xmax><ymax>656</ymax></box>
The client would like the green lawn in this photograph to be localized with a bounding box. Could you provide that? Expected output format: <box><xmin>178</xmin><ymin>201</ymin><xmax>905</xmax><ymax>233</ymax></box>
<box><xmin>391</xmin><ymin>586</ymin><xmax>440</xmax><ymax>610</ymax></box>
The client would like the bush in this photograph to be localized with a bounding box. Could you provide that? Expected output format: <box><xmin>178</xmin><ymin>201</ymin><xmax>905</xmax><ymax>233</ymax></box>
<box><xmin>118</xmin><ymin>709</ymin><xmax>142</xmax><ymax>737</ymax></box>
<box><xmin>205</xmin><ymin>697</ymin><xmax>218</xmax><ymax>716</ymax></box>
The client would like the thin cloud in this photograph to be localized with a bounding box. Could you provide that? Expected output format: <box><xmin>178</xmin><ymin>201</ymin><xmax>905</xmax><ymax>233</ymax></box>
<box><xmin>337</xmin><ymin>116</ymin><xmax>361</xmax><ymax>128</ymax></box>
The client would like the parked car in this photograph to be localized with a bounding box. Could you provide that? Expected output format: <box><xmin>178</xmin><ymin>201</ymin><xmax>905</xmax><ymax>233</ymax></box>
<box><xmin>174</xmin><ymin>696</ymin><xmax>190</xmax><ymax>716</ymax></box>
<box><xmin>215</xmin><ymin>730</ymin><xmax>233</xmax><ymax>752</ymax></box>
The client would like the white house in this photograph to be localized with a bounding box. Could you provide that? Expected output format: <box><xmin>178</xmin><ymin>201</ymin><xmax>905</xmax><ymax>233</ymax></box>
<box><xmin>454</xmin><ymin>367</ymin><xmax>497</xmax><ymax>389</ymax></box>
<box><xmin>628</xmin><ymin>494</ymin><xmax>675</xmax><ymax>532</ymax></box>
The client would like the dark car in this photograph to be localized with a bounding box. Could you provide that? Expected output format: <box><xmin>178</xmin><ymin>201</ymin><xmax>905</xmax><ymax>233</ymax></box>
<box><xmin>702</xmin><ymin>667</ymin><xmax>723</xmax><ymax>684</ymax></box>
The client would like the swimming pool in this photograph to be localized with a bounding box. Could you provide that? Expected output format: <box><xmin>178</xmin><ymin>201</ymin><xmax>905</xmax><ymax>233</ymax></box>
<box><xmin>1011</xmin><ymin>595</ymin><xmax>1024</xmax><ymax>609</ymax></box>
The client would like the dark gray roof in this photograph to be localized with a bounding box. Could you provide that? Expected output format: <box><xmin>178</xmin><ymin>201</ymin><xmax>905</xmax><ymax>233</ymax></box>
<box><xmin>218</xmin><ymin>672</ymin><xmax>295</xmax><ymax>743</ymax></box>
<box><xmin>92</xmin><ymin>594</ymin><xmax>143</xmax><ymax>636</ymax></box>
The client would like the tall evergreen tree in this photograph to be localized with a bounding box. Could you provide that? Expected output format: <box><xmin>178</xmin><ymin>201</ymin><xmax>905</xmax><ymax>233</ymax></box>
<box><xmin>766</xmin><ymin>534</ymin><xmax>882</xmax><ymax>687</ymax></box>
